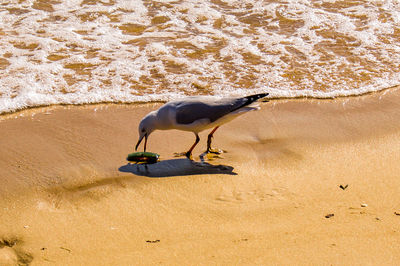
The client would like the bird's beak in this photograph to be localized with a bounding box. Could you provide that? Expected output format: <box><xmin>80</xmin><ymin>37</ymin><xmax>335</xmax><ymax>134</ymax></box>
<box><xmin>135</xmin><ymin>133</ymin><xmax>148</xmax><ymax>152</ymax></box>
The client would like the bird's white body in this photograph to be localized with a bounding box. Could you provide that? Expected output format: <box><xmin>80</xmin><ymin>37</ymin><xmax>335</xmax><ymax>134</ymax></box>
<box><xmin>135</xmin><ymin>94</ymin><xmax>268</xmax><ymax>158</ymax></box>
<box><xmin>154</xmin><ymin>97</ymin><xmax>260</xmax><ymax>133</ymax></box>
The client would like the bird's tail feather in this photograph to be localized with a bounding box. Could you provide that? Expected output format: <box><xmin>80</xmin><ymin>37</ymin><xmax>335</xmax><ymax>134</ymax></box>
<box><xmin>231</xmin><ymin>93</ymin><xmax>269</xmax><ymax>113</ymax></box>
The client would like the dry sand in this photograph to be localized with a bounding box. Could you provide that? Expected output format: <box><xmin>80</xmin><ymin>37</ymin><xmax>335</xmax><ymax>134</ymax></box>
<box><xmin>1</xmin><ymin>88</ymin><xmax>400</xmax><ymax>265</ymax></box>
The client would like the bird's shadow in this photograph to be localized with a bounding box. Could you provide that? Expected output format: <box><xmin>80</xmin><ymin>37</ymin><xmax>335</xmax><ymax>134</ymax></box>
<box><xmin>118</xmin><ymin>158</ymin><xmax>237</xmax><ymax>178</ymax></box>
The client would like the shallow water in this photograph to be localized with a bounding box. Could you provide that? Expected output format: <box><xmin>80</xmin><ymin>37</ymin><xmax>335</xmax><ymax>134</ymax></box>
<box><xmin>1</xmin><ymin>0</ymin><xmax>400</xmax><ymax>113</ymax></box>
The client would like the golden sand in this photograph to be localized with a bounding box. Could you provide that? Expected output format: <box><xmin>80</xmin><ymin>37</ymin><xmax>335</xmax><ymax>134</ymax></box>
<box><xmin>1</xmin><ymin>88</ymin><xmax>400</xmax><ymax>265</ymax></box>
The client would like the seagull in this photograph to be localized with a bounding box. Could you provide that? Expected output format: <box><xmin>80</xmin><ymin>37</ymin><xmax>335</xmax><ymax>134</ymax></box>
<box><xmin>135</xmin><ymin>93</ymin><xmax>269</xmax><ymax>159</ymax></box>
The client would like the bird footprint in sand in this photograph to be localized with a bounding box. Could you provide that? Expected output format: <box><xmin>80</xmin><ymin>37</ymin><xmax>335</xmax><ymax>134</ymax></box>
<box><xmin>0</xmin><ymin>237</ymin><xmax>33</xmax><ymax>265</ymax></box>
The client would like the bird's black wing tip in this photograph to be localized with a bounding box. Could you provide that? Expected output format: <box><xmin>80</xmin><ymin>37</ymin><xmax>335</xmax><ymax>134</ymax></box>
<box><xmin>246</xmin><ymin>93</ymin><xmax>269</xmax><ymax>101</ymax></box>
<box><xmin>229</xmin><ymin>93</ymin><xmax>269</xmax><ymax>113</ymax></box>
<box><xmin>258</xmin><ymin>92</ymin><xmax>269</xmax><ymax>98</ymax></box>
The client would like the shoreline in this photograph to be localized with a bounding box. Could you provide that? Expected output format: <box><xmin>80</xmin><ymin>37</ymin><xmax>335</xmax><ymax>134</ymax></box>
<box><xmin>1</xmin><ymin>84</ymin><xmax>399</xmax><ymax>119</ymax></box>
<box><xmin>1</xmin><ymin>87</ymin><xmax>400</xmax><ymax>264</ymax></box>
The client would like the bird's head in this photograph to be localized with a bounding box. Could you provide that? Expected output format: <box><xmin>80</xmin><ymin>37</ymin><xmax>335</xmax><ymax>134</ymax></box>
<box><xmin>135</xmin><ymin>112</ymin><xmax>157</xmax><ymax>152</ymax></box>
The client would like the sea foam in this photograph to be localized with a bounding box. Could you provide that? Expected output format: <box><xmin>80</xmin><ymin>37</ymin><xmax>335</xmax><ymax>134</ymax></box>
<box><xmin>1</xmin><ymin>0</ymin><xmax>400</xmax><ymax>114</ymax></box>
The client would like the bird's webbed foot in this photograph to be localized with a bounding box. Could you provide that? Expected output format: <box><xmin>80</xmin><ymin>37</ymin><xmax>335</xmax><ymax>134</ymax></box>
<box><xmin>173</xmin><ymin>151</ymin><xmax>193</xmax><ymax>160</ymax></box>
<box><xmin>200</xmin><ymin>148</ymin><xmax>225</xmax><ymax>161</ymax></box>
<box><xmin>206</xmin><ymin>148</ymin><xmax>224</xmax><ymax>155</ymax></box>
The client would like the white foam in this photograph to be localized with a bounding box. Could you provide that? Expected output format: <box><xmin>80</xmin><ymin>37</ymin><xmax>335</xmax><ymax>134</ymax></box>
<box><xmin>1</xmin><ymin>0</ymin><xmax>400</xmax><ymax>114</ymax></box>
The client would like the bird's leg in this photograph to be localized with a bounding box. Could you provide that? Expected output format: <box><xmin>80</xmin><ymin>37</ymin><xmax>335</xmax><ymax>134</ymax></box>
<box><xmin>186</xmin><ymin>133</ymin><xmax>200</xmax><ymax>159</ymax></box>
<box><xmin>174</xmin><ymin>133</ymin><xmax>200</xmax><ymax>160</ymax></box>
<box><xmin>206</xmin><ymin>126</ymin><xmax>223</xmax><ymax>154</ymax></box>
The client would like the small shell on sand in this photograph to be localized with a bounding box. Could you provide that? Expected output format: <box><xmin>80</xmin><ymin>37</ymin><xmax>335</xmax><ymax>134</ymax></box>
<box><xmin>361</xmin><ymin>203</ymin><xmax>368</xmax><ymax>207</ymax></box>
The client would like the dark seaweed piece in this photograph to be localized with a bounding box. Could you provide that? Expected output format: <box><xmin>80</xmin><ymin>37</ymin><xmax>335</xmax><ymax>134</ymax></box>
<box><xmin>146</xmin><ymin>240</ymin><xmax>160</xmax><ymax>243</ymax></box>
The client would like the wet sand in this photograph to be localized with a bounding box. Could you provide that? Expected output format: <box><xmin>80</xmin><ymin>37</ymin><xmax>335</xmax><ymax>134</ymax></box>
<box><xmin>1</xmin><ymin>88</ymin><xmax>400</xmax><ymax>265</ymax></box>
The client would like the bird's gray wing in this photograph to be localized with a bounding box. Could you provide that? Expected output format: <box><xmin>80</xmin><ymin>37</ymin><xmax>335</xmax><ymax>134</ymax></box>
<box><xmin>175</xmin><ymin>98</ymin><xmax>246</xmax><ymax>125</ymax></box>
<box><xmin>174</xmin><ymin>94</ymin><xmax>269</xmax><ymax>125</ymax></box>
